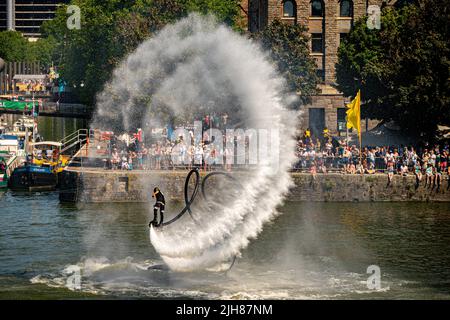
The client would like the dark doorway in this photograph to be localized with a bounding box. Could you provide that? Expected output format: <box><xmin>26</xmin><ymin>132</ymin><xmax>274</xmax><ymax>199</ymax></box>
<box><xmin>309</xmin><ymin>108</ymin><xmax>325</xmax><ymax>138</ymax></box>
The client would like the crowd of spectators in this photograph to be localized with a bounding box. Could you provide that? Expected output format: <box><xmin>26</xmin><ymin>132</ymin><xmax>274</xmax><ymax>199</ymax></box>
<box><xmin>295</xmin><ymin>128</ymin><xmax>450</xmax><ymax>189</ymax></box>
<box><xmin>97</xmin><ymin>124</ymin><xmax>450</xmax><ymax>189</ymax></box>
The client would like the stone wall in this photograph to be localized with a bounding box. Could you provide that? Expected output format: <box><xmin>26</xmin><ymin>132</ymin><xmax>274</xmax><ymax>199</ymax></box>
<box><xmin>59</xmin><ymin>170</ymin><xmax>450</xmax><ymax>203</ymax></box>
<box><xmin>290</xmin><ymin>173</ymin><xmax>450</xmax><ymax>202</ymax></box>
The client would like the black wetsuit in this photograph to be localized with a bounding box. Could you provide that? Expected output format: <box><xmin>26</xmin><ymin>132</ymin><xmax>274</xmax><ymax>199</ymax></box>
<box><xmin>151</xmin><ymin>191</ymin><xmax>165</xmax><ymax>227</ymax></box>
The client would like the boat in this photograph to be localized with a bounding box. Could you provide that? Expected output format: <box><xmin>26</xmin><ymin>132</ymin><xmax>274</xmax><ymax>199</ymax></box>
<box><xmin>0</xmin><ymin>134</ymin><xmax>25</xmax><ymax>189</ymax></box>
<box><xmin>9</xmin><ymin>116</ymin><xmax>35</xmax><ymax>139</ymax></box>
<box><xmin>8</xmin><ymin>141</ymin><xmax>68</xmax><ymax>191</ymax></box>
<box><xmin>8</xmin><ymin>164</ymin><xmax>57</xmax><ymax>191</ymax></box>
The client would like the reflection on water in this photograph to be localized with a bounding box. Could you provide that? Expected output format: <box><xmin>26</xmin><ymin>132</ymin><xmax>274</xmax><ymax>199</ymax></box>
<box><xmin>37</xmin><ymin>116</ymin><xmax>87</xmax><ymax>141</ymax></box>
<box><xmin>1</xmin><ymin>114</ymin><xmax>87</xmax><ymax>142</ymax></box>
<box><xmin>0</xmin><ymin>191</ymin><xmax>449</xmax><ymax>299</ymax></box>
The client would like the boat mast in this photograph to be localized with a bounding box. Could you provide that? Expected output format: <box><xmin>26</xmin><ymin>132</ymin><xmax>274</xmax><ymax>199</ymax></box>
<box><xmin>32</xmin><ymin>92</ymin><xmax>36</xmax><ymax>144</ymax></box>
<box><xmin>30</xmin><ymin>92</ymin><xmax>36</xmax><ymax>163</ymax></box>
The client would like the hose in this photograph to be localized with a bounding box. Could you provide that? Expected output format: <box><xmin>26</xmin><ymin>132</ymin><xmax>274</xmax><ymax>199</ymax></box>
<box><xmin>156</xmin><ymin>168</ymin><xmax>240</xmax><ymax>271</ymax></box>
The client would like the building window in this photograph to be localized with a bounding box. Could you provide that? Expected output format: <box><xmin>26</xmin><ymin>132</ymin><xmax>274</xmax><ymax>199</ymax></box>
<box><xmin>311</xmin><ymin>33</ymin><xmax>323</xmax><ymax>53</ymax></box>
<box><xmin>311</xmin><ymin>0</ymin><xmax>324</xmax><ymax>17</ymax></box>
<box><xmin>283</xmin><ymin>0</ymin><xmax>296</xmax><ymax>18</ymax></box>
<box><xmin>337</xmin><ymin>108</ymin><xmax>347</xmax><ymax>132</ymax></box>
<box><xmin>339</xmin><ymin>0</ymin><xmax>353</xmax><ymax>17</ymax></box>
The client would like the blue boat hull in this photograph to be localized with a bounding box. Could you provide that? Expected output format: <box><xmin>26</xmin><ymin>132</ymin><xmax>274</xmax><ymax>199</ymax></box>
<box><xmin>9</xmin><ymin>166</ymin><xmax>57</xmax><ymax>191</ymax></box>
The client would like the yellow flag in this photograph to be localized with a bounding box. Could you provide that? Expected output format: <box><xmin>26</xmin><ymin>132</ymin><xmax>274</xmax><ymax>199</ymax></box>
<box><xmin>346</xmin><ymin>90</ymin><xmax>361</xmax><ymax>142</ymax></box>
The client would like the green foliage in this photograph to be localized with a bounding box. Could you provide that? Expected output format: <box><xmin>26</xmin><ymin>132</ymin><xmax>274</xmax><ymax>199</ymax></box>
<box><xmin>0</xmin><ymin>31</ymin><xmax>31</xmax><ymax>62</ymax></box>
<box><xmin>256</xmin><ymin>19</ymin><xmax>319</xmax><ymax>105</ymax></box>
<box><xmin>336</xmin><ymin>0</ymin><xmax>450</xmax><ymax>138</ymax></box>
<box><xmin>27</xmin><ymin>37</ymin><xmax>59</xmax><ymax>66</ymax></box>
<box><xmin>0</xmin><ymin>31</ymin><xmax>57</xmax><ymax>67</ymax></box>
<box><xmin>40</xmin><ymin>0</ymin><xmax>242</xmax><ymax>106</ymax></box>
<box><xmin>185</xmin><ymin>0</ymin><xmax>241</xmax><ymax>27</ymax></box>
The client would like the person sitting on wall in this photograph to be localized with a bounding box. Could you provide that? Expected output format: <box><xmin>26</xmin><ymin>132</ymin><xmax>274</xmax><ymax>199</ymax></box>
<box><xmin>111</xmin><ymin>148</ymin><xmax>120</xmax><ymax>169</ymax></box>
<box><xmin>149</xmin><ymin>187</ymin><xmax>165</xmax><ymax>228</ymax></box>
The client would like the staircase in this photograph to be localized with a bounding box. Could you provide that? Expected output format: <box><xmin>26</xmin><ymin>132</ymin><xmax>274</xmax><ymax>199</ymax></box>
<box><xmin>5</xmin><ymin>154</ymin><xmax>21</xmax><ymax>178</ymax></box>
<box><xmin>61</xmin><ymin>129</ymin><xmax>113</xmax><ymax>169</ymax></box>
<box><xmin>60</xmin><ymin>129</ymin><xmax>93</xmax><ymax>156</ymax></box>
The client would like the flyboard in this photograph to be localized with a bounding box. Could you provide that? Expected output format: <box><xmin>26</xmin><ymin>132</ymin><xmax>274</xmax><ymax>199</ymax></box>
<box><xmin>149</xmin><ymin>168</ymin><xmax>239</xmax><ymax>272</ymax></box>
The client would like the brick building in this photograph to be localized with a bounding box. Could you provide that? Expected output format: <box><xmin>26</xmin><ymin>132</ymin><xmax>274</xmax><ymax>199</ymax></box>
<box><xmin>241</xmin><ymin>0</ymin><xmax>387</xmax><ymax>137</ymax></box>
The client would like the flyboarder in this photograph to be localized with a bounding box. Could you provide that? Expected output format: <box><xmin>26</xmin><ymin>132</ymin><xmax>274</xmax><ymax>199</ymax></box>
<box><xmin>149</xmin><ymin>187</ymin><xmax>165</xmax><ymax>227</ymax></box>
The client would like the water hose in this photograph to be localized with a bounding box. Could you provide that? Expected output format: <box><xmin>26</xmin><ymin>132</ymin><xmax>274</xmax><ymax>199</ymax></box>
<box><xmin>155</xmin><ymin>168</ymin><xmax>240</xmax><ymax>271</ymax></box>
<box><xmin>160</xmin><ymin>168</ymin><xmax>239</xmax><ymax>226</ymax></box>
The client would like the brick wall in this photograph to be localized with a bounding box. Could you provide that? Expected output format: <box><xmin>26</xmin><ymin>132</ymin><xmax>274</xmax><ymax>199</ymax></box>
<box><xmin>245</xmin><ymin>0</ymin><xmax>383</xmax><ymax>84</ymax></box>
<box><xmin>242</xmin><ymin>0</ymin><xmax>384</xmax><ymax>134</ymax></box>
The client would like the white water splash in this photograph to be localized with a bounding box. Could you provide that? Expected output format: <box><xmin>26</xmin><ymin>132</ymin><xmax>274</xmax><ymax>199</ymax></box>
<box><xmin>93</xmin><ymin>14</ymin><xmax>299</xmax><ymax>272</ymax></box>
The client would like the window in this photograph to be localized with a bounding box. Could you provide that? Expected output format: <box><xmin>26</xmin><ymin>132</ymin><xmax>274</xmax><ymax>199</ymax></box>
<box><xmin>283</xmin><ymin>0</ymin><xmax>295</xmax><ymax>18</ymax></box>
<box><xmin>309</xmin><ymin>108</ymin><xmax>325</xmax><ymax>138</ymax></box>
<box><xmin>311</xmin><ymin>33</ymin><xmax>323</xmax><ymax>53</ymax></box>
<box><xmin>339</xmin><ymin>0</ymin><xmax>353</xmax><ymax>17</ymax></box>
<box><xmin>311</xmin><ymin>0</ymin><xmax>324</xmax><ymax>17</ymax></box>
<box><xmin>337</xmin><ymin>108</ymin><xmax>347</xmax><ymax>132</ymax></box>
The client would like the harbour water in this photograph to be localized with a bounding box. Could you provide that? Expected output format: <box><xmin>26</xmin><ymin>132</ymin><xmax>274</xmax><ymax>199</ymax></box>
<box><xmin>0</xmin><ymin>114</ymin><xmax>87</xmax><ymax>141</ymax></box>
<box><xmin>0</xmin><ymin>193</ymin><xmax>449</xmax><ymax>299</ymax></box>
<box><xmin>1</xmin><ymin>117</ymin><xmax>450</xmax><ymax>299</ymax></box>
<box><xmin>37</xmin><ymin>116</ymin><xmax>87</xmax><ymax>142</ymax></box>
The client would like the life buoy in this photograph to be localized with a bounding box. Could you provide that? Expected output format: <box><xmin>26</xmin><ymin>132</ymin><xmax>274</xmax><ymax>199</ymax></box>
<box><xmin>21</xmin><ymin>174</ymin><xmax>29</xmax><ymax>186</ymax></box>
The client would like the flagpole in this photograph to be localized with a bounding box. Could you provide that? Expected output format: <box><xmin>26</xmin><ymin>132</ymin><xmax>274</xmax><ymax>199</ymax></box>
<box><xmin>359</xmin><ymin>134</ymin><xmax>362</xmax><ymax>165</ymax></box>
<box><xmin>359</xmin><ymin>93</ymin><xmax>362</xmax><ymax>166</ymax></box>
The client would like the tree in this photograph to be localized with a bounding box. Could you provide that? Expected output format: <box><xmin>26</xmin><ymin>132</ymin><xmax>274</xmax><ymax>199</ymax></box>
<box><xmin>0</xmin><ymin>31</ymin><xmax>29</xmax><ymax>62</ymax></box>
<box><xmin>41</xmin><ymin>0</ymin><xmax>243</xmax><ymax>106</ymax></box>
<box><xmin>255</xmin><ymin>19</ymin><xmax>319</xmax><ymax>105</ymax></box>
<box><xmin>336</xmin><ymin>0</ymin><xmax>450</xmax><ymax>138</ymax></box>
<box><xmin>0</xmin><ymin>30</ymin><xmax>57</xmax><ymax>71</ymax></box>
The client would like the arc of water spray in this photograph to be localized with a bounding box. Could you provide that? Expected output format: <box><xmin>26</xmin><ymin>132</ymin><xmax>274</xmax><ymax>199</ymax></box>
<box><xmin>92</xmin><ymin>14</ymin><xmax>299</xmax><ymax>272</ymax></box>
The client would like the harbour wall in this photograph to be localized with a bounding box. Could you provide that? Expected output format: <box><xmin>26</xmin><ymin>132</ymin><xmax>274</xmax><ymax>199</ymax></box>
<box><xmin>59</xmin><ymin>169</ymin><xmax>450</xmax><ymax>203</ymax></box>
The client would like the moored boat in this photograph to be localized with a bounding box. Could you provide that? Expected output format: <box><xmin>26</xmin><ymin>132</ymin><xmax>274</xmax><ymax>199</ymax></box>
<box><xmin>8</xmin><ymin>164</ymin><xmax>57</xmax><ymax>191</ymax></box>
<box><xmin>8</xmin><ymin>141</ymin><xmax>67</xmax><ymax>191</ymax></box>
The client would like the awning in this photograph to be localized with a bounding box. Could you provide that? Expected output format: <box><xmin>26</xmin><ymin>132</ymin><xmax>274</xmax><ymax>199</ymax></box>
<box><xmin>0</xmin><ymin>135</ymin><xmax>19</xmax><ymax>140</ymax></box>
<box><xmin>0</xmin><ymin>100</ymin><xmax>33</xmax><ymax>111</ymax></box>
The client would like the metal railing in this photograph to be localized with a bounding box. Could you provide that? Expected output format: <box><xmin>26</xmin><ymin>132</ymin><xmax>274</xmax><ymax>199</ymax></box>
<box><xmin>6</xmin><ymin>155</ymin><xmax>21</xmax><ymax>177</ymax></box>
<box><xmin>60</xmin><ymin>129</ymin><xmax>91</xmax><ymax>156</ymax></box>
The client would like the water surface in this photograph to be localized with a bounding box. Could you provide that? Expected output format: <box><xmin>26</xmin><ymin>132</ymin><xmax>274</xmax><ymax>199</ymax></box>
<box><xmin>1</xmin><ymin>192</ymin><xmax>449</xmax><ymax>299</ymax></box>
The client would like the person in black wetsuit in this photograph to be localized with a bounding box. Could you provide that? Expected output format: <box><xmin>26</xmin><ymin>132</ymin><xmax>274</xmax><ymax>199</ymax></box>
<box><xmin>149</xmin><ymin>187</ymin><xmax>165</xmax><ymax>227</ymax></box>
